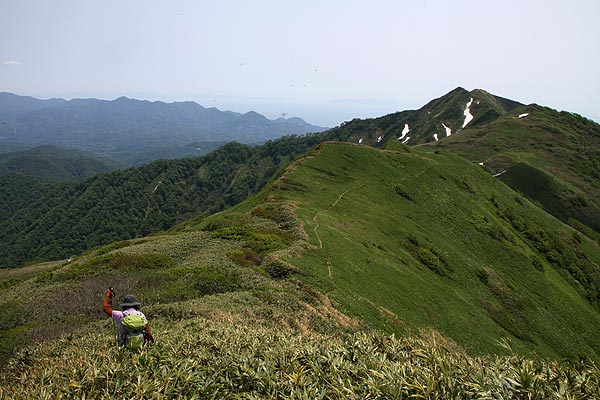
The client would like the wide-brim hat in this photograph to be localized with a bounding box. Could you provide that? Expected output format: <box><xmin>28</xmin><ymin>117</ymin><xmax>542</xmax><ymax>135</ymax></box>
<box><xmin>120</xmin><ymin>294</ymin><xmax>141</xmax><ymax>308</ymax></box>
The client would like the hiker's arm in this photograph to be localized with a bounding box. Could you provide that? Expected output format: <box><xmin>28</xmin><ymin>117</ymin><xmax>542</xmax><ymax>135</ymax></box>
<box><xmin>103</xmin><ymin>290</ymin><xmax>113</xmax><ymax>316</ymax></box>
<box><xmin>145</xmin><ymin>323</ymin><xmax>154</xmax><ymax>342</ymax></box>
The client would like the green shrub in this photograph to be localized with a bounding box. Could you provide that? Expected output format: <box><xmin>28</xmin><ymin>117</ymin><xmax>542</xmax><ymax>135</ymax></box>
<box><xmin>394</xmin><ymin>185</ymin><xmax>413</xmax><ymax>201</ymax></box>
<box><xmin>0</xmin><ymin>302</ymin><xmax>27</xmax><ymax>331</ymax></box>
<box><xmin>0</xmin><ymin>325</ymin><xmax>28</xmax><ymax>366</ymax></box>
<box><xmin>155</xmin><ymin>280</ymin><xmax>200</xmax><ymax>303</ymax></box>
<box><xmin>476</xmin><ymin>268</ymin><xmax>490</xmax><ymax>284</ymax></box>
<box><xmin>107</xmin><ymin>253</ymin><xmax>175</xmax><ymax>271</ymax></box>
<box><xmin>91</xmin><ymin>240</ymin><xmax>133</xmax><ymax>256</ymax></box>
<box><xmin>212</xmin><ymin>226</ymin><xmax>291</xmax><ymax>254</ymax></box>
<box><xmin>251</xmin><ymin>204</ymin><xmax>281</xmax><ymax>220</ymax></box>
<box><xmin>532</xmin><ymin>257</ymin><xmax>545</xmax><ymax>272</ymax></box>
<box><xmin>245</xmin><ymin>233</ymin><xmax>288</xmax><ymax>253</ymax></box>
<box><xmin>262</xmin><ymin>257</ymin><xmax>297</xmax><ymax>279</ymax></box>
<box><xmin>210</xmin><ymin>226</ymin><xmax>250</xmax><ymax>241</ymax></box>
<box><xmin>194</xmin><ymin>266</ymin><xmax>240</xmax><ymax>296</ymax></box>
<box><xmin>228</xmin><ymin>249</ymin><xmax>263</xmax><ymax>267</ymax></box>
<box><xmin>418</xmin><ymin>247</ymin><xmax>447</xmax><ymax>276</ymax></box>
<box><xmin>0</xmin><ymin>279</ymin><xmax>22</xmax><ymax>290</ymax></box>
<box><xmin>46</xmin><ymin>254</ymin><xmax>116</xmax><ymax>282</ymax></box>
<box><xmin>407</xmin><ymin>234</ymin><xmax>420</xmax><ymax>246</ymax></box>
<box><xmin>35</xmin><ymin>270</ymin><xmax>54</xmax><ymax>284</ymax></box>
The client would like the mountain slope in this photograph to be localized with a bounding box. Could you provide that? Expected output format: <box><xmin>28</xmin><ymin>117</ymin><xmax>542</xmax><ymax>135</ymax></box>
<box><xmin>424</xmin><ymin>104</ymin><xmax>600</xmax><ymax>237</ymax></box>
<box><xmin>0</xmin><ymin>93</ymin><xmax>327</xmax><ymax>164</ymax></box>
<box><xmin>0</xmin><ymin>92</ymin><xmax>67</xmax><ymax>121</ymax></box>
<box><xmin>0</xmin><ymin>145</ymin><xmax>122</xmax><ymax>180</ymax></box>
<box><xmin>326</xmin><ymin>87</ymin><xmax>523</xmax><ymax>147</ymax></box>
<box><xmin>202</xmin><ymin>142</ymin><xmax>600</xmax><ymax>360</ymax></box>
<box><xmin>324</xmin><ymin>86</ymin><xmax>600</xmax><ymax>239</ymax></box>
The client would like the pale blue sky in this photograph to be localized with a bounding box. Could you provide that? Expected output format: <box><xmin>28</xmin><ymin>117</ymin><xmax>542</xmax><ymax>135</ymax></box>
<box><xmin>1</xmin><ymin>0</ymin><xmax>598</xmax><ymax>126</ymax></box>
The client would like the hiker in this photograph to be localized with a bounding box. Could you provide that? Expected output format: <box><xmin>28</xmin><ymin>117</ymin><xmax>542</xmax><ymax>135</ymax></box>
<box><xmin>103</xmin><ymin>288</ymin><xmax>154</xmax><ymax>349</ymax></box>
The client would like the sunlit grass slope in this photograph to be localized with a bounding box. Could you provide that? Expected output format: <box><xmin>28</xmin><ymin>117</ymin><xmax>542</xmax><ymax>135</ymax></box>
<box><xmin>427</xmin><ymin>105</ymin><xmax>600</xmax><ymax>236</ymax></box>
<box><xmin>252</xmin><ymin>142</ymin><xmax>600</xmax><ymax>360</ymax></box>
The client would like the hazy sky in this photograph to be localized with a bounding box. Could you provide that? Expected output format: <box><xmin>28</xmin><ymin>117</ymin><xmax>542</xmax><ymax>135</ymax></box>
<box><xmin>1</xmin><ymin>0</ymin><xmax>599</xmax><ymax>126</ymax></box>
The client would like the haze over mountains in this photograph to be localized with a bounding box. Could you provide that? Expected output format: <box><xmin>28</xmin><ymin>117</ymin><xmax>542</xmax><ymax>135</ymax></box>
<box><xmin>0</xmin><ymin>92</ymin><xmax>327</xmax><ymax>165</ymax></box>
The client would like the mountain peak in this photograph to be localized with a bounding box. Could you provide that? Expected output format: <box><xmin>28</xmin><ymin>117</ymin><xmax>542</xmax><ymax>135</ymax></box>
<box><xmin>327</xmin><ymin>87</ymin><xmax>524</xmax><ymax>147</ymax></box>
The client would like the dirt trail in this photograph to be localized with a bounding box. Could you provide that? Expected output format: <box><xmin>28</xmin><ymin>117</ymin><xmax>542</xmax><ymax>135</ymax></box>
<box><xmin>313</xmin><ymin>184</ymin><xmax>364</xmax><ymax>250</ymax></box>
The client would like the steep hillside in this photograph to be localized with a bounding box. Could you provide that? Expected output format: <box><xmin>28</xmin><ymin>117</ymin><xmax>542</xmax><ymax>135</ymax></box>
<box><xmin>0</xmin><ymin>145</ymin><xmax>122</xmax><ymax>180</ymax></box>
<box><xmin>425</xmin><ymin>105</ymin><xmax>600</xmax><ymax>237</ymax></box>
<box><xmin>203</xmin><ymin>142</ymin><xmax>600</xmax><ymax>360</ymax></box>
<box><xmin>0</xmin><ymin>93</ymin><xmax>327</xmax><ymax>164</ymax></box>
<box><xmin>323</xmin><ymin>87</ymin><xmax>600</xmax><ymax>240</ymax></box>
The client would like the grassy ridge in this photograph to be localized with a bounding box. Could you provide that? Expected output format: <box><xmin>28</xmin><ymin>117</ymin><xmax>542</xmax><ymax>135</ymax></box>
<box><xmin>250</xmin><ymin>142</ymin><xmax>600</xmax><ymax>360</ymax></box>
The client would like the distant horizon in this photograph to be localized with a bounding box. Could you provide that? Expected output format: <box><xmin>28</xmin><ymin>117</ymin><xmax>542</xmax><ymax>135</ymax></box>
<box><xmin>2</xmin><ymin>1</ymin><xmax>598</xmax><ymax>128</ymax></box>
<box><xmin>4</xmin><ymin>87</ymin><xmax>599</xmax><ymax>128</ymax></box>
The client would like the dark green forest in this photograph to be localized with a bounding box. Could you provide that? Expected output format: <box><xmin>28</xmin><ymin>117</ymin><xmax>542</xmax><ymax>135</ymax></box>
<box><xmin>0</xmin><ymin>135</ymin><xmax>327</xmax><ymax>268</ymax></box>
<box><xmin>0</xmin><ymin>145</ymin><xmax>122</xmax><ymax>180</ymax></box>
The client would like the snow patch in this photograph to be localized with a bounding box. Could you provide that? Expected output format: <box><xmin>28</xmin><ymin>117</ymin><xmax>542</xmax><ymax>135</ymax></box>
<box><xmin>377</xmin><ymin>135</ymin><xmax>383</xmax><ymax>143</ymax></box>
<box><xmin>442</xmin><ymin>123</ymin><xmax>452</xmax><ymax>137</ymax></box>
<box><xmin>518</xmin><ymin>113</ymin><xmax>529</xmax><ymax>118</ymax></box>
<box><xmin>462</xmin><ymin>98</ymin><xmax>474</xmax><ymax>128</ymax></box>
<box><xmin>398</xmin><ymin>123</ymin><xmax>410</xmax><ymax>140</ymax></box>
<box><xmin>402</xmin><ymin>136</ymin><xmax>411</xmax><ymax>145</ymax></box>
<box><xmin>433</xmin><ymin>133</ymin><xmax>439</xmax><ymax>141</ymax></box>
<box><xmin>358</xmin><ymin>138</ymin><xmax>363</xmax><ymax>144</ymax></box>
<box><xmin>493</xmin><ymin>170</ymin><xmax>507</xmax><ymax>177</ymax></box>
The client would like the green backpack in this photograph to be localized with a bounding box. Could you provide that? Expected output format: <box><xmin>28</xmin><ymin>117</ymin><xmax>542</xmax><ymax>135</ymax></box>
<box><xmin>121</xmin><ymin>311</ymin><xmax>147</xmax><ymax>352</ymax></box>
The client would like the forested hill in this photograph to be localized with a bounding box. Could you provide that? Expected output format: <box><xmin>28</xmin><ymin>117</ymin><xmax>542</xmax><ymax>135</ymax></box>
<box><xmin>0</xmin><ymin>91</ymin><xmax>67</xmax><ymax>120</ymax></box>
<box><xmin>0</xmin><ymin>145</ymin><xmax>122</xmax><ymax>180</ymax></box>
<box><xmin>0</xmin><ymin>135</ymin><xmax>325</xmax><ymax>268</ymax></box>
